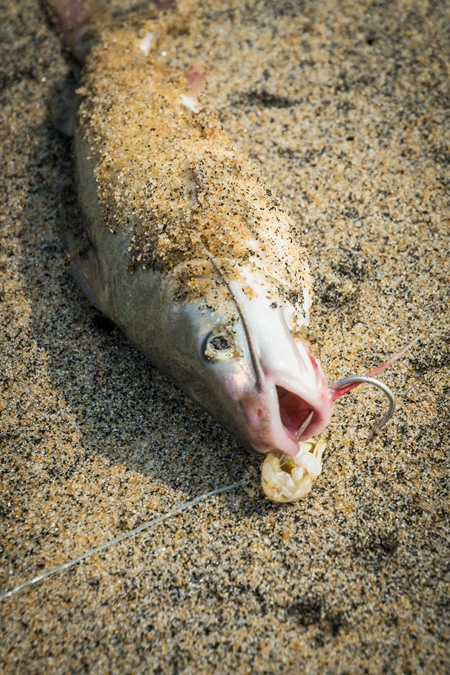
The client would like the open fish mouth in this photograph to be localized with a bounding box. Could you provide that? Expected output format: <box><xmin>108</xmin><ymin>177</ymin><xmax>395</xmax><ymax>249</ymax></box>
<box><xmin>240</xmin><ymin>377</ymin><xmax>329</xmax><ymax>457</ymax></box>
<box><xmin>239</xmin><ymin>344</ymin><xmax>333</xmax><ymax>457</ymax></box>
<box><xmin>276</xmin><ymin>386</ymin><xmax>315</xmax><ymax>443</ymax></box>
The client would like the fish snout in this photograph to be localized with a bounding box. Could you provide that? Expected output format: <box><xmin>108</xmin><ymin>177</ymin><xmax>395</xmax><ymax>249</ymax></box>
<box><xmin>240</xmin><ymin>347</ymin><xmax>334</xmax><ymax>457</ymax></box>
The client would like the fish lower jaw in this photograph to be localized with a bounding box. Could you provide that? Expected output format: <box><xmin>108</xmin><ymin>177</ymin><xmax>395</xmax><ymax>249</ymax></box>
<box><xmin>243</xmin><ymin>393</ymin><xmax>321</xmax><ymax>458</ymax></box>
<box><xmin>267</xmin><ymin>424</ymin><xmax>314</xmax><ymax>458</ymax></box>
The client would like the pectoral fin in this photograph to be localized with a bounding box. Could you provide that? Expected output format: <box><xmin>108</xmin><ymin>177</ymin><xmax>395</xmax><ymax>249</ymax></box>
<box><xmin>70</xmin><ymin>246</ymin><xmax>111</xmax><ymax>317</ymax></box>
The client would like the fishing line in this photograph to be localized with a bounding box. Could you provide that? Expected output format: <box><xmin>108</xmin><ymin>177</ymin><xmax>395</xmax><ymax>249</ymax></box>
<box><xmin>0</xmin><ymin>480</ymin><xmax>245</xmax><ymax>602</ymax></box>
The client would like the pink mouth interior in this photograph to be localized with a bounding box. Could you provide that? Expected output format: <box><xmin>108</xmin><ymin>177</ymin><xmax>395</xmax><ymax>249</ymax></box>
<box><xmin>276</xmin><ymin>386</ymin><xmax>314</xmax><ymax>442</ymax></box>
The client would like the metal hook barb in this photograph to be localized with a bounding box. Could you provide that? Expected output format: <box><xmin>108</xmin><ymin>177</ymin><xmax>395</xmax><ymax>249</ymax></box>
<box><xmin>332</xmin><ymin>375</ymin><xmax>396</xmax><ymax>445</ymax></box>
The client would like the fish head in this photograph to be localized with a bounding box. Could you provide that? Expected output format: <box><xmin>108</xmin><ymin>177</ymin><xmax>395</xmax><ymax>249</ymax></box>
<box><xmin>164</xmin><ymin>264</ymin><xmax>334</xmax><ymax>458</ymax></box>
<box><xmin>226</xmin><ymin>275</ymin><xmax>334</xmax><ymax>457</ymax></box>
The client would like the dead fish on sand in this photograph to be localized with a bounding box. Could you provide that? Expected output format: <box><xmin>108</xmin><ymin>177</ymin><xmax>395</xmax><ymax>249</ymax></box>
<box><xmin>45</xmin><ymin>0</ymin><xmax>419</xmax><ymax>502</ymax></box>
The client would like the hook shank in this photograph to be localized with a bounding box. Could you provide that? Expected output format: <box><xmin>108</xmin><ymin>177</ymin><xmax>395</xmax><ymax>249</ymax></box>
<box><xmin>332</xmin><ymin>375</ymin><xmax>396</xmax><ymax>444</ymax></box>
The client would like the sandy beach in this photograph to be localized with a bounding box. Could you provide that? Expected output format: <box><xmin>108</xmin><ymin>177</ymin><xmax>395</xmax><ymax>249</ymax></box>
<box><xmin>1</xmin><ymin>0</ymin><xmax>449</xmax><ymax>672</ymax></box>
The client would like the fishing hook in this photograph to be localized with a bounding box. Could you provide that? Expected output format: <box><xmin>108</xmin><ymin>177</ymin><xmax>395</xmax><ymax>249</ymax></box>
<box><xmin>332</xmin><ymin>375</ymin><xmax>396</xmax><ymax>444</ymax></box>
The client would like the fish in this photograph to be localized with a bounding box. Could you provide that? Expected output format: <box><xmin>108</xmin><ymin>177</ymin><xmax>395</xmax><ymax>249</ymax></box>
<box><xmin>71</xmin><ymin>18</ymin><xmax>332</xmax><ymax>458</ymax></box>
<box><xmin>44</xmin><ymin>1</ymin><xmax>414</xmax><ymax>499</ymax></box>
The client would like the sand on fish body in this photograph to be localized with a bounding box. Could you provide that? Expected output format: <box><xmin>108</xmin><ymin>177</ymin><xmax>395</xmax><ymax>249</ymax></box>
<box><xmin>77</xmin><ymin>19</ymin><xmax>311</xmax><ymax>331</ymax></box>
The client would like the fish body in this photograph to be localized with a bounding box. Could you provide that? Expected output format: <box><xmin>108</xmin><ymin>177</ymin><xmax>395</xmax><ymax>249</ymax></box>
<box><xmin>71</xmin><ymin>19</ymin><xmax>334</xmax><ymax>457</ymax></box>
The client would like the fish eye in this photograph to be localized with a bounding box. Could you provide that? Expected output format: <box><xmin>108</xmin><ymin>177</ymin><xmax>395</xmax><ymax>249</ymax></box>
<box><xmin>203</xmin><ymin>332</ymin><xmax>236</xmax><ymax>363</ymax></box>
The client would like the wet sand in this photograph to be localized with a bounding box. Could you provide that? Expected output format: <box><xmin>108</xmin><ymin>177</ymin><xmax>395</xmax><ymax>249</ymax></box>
<box><xmin>1</xmin><ymin>0</ymin><xmax>449</xmax><ymax>672</ymax></box>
